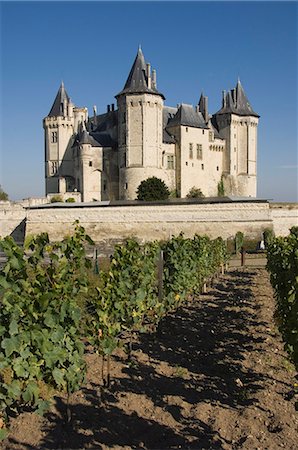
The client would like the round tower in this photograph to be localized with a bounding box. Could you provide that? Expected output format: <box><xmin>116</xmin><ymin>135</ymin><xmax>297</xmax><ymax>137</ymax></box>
<box><xmin>116</xmin><ymin>48</ymin><xmax>166</xmax><ymax>200</ymax></box>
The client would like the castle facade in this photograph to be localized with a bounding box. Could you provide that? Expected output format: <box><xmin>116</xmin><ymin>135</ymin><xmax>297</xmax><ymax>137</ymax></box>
<box><xmin>43</xmin><ymin>48</ymin><xmax>259</xmax><ymax>202</ymax></box>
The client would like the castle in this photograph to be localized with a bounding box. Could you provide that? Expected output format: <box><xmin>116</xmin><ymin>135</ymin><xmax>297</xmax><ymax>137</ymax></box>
<box><xmin>43</xmin><ymin>48</ymin><xmax>259</xmax><ymax>202</ymax></box>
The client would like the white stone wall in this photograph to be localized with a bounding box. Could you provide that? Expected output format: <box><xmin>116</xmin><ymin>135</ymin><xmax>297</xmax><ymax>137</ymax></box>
<box><xmin>118</xmin><ymin>93</ymin><xmax>165</xmax><ymax>199</ymax></box>
<box><xmin>25</xmin><ymin>201</ymin><xmax>273</xmax><ymax>242</ymax></box>
<box><xmin>2</xmin><ymin>202</ymin><xmax>297</xmax><ymax>244</ymax></box>
<box><xmin>0</xmin><ymin>202</ymin><xmax>26</xmax><ymax>240</ymax></box>
<box><xmin>179</xmin><ymin>126</ymin><xmax>224</xmax><ymax>197</ymax></box>
<box><xmin>270</xmin><ymin>203</ymin><xmax>298</xmax><ymax>236</ymax></box>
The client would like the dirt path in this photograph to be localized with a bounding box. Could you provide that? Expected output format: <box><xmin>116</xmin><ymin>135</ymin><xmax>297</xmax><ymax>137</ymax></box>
<box><xmin>2</xmin><ymin>269</ymin><xmax>298</xmax><ymax>449</ymax></box>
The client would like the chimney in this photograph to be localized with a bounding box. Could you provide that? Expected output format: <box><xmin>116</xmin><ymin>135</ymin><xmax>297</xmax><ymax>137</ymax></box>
<box><xmin>152</xmin><ymin>69</ymin><xmax>156</xmax><ymax>89</ymax></box>
<box><xmin>111</xmin><ymin>103</ymin><xmax>115</xmax><ymax>111</ymax></box>
<box><xmin>107</xmin><ymin>104</ymin><xmax>110</xmax><ymax>113</ymax></box>
<box><xmin>203</xmin><ymin>96</ymin><xmax>208</xmax><ymax>122</ymax></box>
<box><xmin>146</xmin><ymin>63</ymin><xmax>151</xmax><ymax>89</ymax></box>
<box><xmin>93</xmin><ymin>105</ymin><xmax>97</xmax><ymax>116</ymax></box>
<box><xmin>222</xmin><ymin>90</ymin><xmax>226</xmax><ymax>108</ymax></box>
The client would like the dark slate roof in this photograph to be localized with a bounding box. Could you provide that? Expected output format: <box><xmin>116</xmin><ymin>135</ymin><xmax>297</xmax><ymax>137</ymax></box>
<box><xmin>48</xmin><ymin>82</ymin><xmax>70</xmax><ymax>117</ymax></box>
<box><xmin>78</xmin><ymin>130</ymin><xmax>102</xmax><ymax>147</ymax></box>
<box><xmin>166</xmin><ymin>104</ymin><xmax>208</xmax><ymax>129</ymax></box>
<box><xmin>91</xmin><ymin>132</ymin><xmax>116</xmax><ymax>147</ymax></box>
<box><xmin>215</xmin><ymin>80</ymin><xmax>259</xmax><ymax>117</ymax></box>
<box><xmin>91</xmin><ymin>110</ymin><xmax>118</xmax><ymax>133</ymax></box>
<box><xmin>116</xmin><ymin>48</ymin><xmax>165</xmax><ymax>99</ymax></box>
<box><xmin>163</xmin><ymin>106</ymin><xmax>177</xmax><ymax>143</ymax></box>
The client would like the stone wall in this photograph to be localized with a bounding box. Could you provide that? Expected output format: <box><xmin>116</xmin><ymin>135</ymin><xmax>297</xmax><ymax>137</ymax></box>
<box><xmin>25</xmin><ymin>201</ymin><xmax>272</xmax><ymax>244</ymax></box>
<box><xmin>270</xmin><ymin>203</ymin><xmax>298</xmax><ymax>236</ymax></box>
<box><xmin>1</xmin><ymin>201</ymin><xmax>297</xmax><ymax>249</ymax></box>
<box><xmin>0</xmin><ymin>202</ymin><xmax>27</xmax><ymax>241</ymax></box>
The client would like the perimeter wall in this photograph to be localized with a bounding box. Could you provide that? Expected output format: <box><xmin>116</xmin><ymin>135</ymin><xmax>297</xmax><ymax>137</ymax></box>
<box><xmin>1</xmin><ymin>201</ymin><xmax>297</xmax><ymax>247</ymax></box>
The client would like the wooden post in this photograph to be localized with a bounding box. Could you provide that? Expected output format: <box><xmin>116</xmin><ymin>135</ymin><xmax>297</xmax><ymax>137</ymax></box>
<box><xmin>158</xmin><ymin>249</ymin><xmax>164</xmax><ymax>301</ymax></box>
<box><xmin>241</xmin><ymin>246</ymin><xmax>246</xmax><ymax>267</ymax></box>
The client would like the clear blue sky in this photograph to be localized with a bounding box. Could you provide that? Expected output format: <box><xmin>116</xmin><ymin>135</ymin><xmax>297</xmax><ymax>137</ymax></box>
<box><xmin>0</xmin><ymin>1</ymin><xmax>297</xmax><ymax>202</ymax></box>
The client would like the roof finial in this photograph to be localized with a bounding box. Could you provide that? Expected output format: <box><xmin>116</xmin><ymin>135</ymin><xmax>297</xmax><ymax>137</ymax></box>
<box><xmin>138</xmin><ymin>44</ymin><xmax>142</xmax><ymax>52</ymax></box>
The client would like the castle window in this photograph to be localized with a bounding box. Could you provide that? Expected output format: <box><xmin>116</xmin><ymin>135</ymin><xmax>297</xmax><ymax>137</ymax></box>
<box><xmin>216</xmin><ymin>166</ymin><xmax>219</xmax><ymax>171</ymax></box>
<box><xmin>89</xmin><ymin>161</ymin><xmax>93</xmax><ymax>167</ymax></box>
<box><xmin>197</xmin><ymin>144</ymin><xmax>203</xmax><ymax>159</ymax></box>
<box><xmin>103</xmin><ymin>181</ymin><xmax>107</xmax><ymax>191</ymax></box>
<box><xmin>125</xmin><ymin>183</ymin><xmax>128</xmax><ymax>190</ymax></box>
<box><xmin>189</xmin><ymin>143</ymin><xmax>193</xmax><ymax>159</ymax></box>
<box><xmin>122</xmin><ymin>112</ymin><xmax>126</xmax><ymax>124</ymax></box>
<box><xmin>167</xmin><ymin>155</ymin><xmax>174</xmax><ymax>169</ymax></box>
<box><xmin>186</xmin><ymin>127</ymin><xmax>188</xmax><ymax>133</ymax></box>
<box><xmin>50</xmin><ymin>161</ymin><xmax>58</xmax><ymax>175</ymax></box>
<box><xmin>186</xmin><ymin>162</ymin><xmax>188</xmax><ymax>166</ymax></box>
<box><xmin>123</xmin><ymin>152</ymin><xmax>127</xmax><ymax>167</ymax></box>
<box><xmin>201</xmin><ymin>164</ymin><xmax>204</xmax><ymax>170</ymax></box>
<box><xmin>202</xmin><ymin>130</ymin><xmax>205</xmax><ymax>135</ymax></box>
<box><xmin>51</xmin><ymin>131</ymin><xmax>58</xmax><ymax>143</ymax></box>
<box><xmin>209</xmin><ymin>131</ymin><xmax>213</xmax><ymax>142</ymax></box>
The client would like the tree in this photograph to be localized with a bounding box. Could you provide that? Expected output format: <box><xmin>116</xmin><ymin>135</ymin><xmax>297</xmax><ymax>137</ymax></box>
<box><xmin>136</xmin><ymin>177</ymin><xmax>170</xmax><ymax>201</ymax></box>
<box><xmin>0</xmin><ymin>185</ymin><xmax>9</xmax><ymax>201</ymax></box>
<box><xmin>217</xmin><ymin>176</ymin><xmax>225</xmax><ymax>197</ymax></box>
<box><xmin>186</xmin><ymin>187</ymin><xmax>205</xmax><ymax>199</ymax></box>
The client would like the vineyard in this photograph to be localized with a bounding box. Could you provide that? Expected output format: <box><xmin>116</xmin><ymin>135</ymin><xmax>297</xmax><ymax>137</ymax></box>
<box><xmin>0</xmin><ymin>224</ymin><xmax>297</xmax><ymax>448</ymax></box>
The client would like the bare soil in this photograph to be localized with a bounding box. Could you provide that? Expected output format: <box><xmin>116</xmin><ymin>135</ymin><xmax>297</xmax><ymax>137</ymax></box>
<box><xmin>1</xmin><ymin>268</ymin><xmax>297</xmax><ymax>450</ymax></box>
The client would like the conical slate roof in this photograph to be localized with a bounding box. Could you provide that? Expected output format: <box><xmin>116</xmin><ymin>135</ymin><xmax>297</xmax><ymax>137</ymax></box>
<box><xmin>116</xmin><ymin>48</ymin><xmax>165</xmax><ymax>99</ymax></box>
<box><xmin>48</xmin><ymin>82</ymin><xmax>70</xmax><ymax>117</ymax></box>
<box><xmin>216</xmin><ymin>79</ymin><xmax>259</xmax><ymax>117</ymax></box>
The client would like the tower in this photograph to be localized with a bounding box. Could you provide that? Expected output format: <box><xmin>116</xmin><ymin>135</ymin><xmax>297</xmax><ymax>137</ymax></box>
<box><xmin>43</xmin><ymin>82</ymin><xmax>88</xmax><ymax>196</ymax></box>
<box><xmin>115</xmin><ymin>48</ymin><xmax>166</xmax><ymax>200</ymax></box>
<box><xmin>214</xmin><ymin>79</ymin><xmax>259</xmax><ymax>196</ymax></box>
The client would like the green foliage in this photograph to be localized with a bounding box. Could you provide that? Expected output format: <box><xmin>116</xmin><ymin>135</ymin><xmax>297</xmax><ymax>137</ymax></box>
<box><xmin>50</xmin><ymin>195</ymin><xmax>63</xmax><ymax>203</ymax></box>
<box><xmin>87</xmin><ymin>239</ymin><xmax>160</xmax><ymax>355</ymax></box>
<box><xmin>263</xmin><ymin>228</ymin><xmax>275</xmax><ymax>247</ymax></box>
<box><xmin>0</xmin><ymin>223</ymin><xmax>94</xmax><ymax>417</ymax></box>
<box><xmin>266</xmin><ymin>233</ymin><xmax>298</xmax><ymax>370</ymax></box>
<box><xmin>235</xmin><ymin>231</ymin><xmax>244</xmax><ymax>254</ymax></box>
<box><xmin>186</xmin><ymin>187</ymin><xmax>205</xmax><ymax>199</ymax></box>
<box><xmin>136</xmin><ymin>177</ymin><xmax>170</xmax><ymax>201</ymax></box>
<box><xmin>217</xmin><ymin>177</ymin><xmax>225</xmax><ymax>197</ymax></box>
<box><xmin>87</xmin><ymin>234</ymin><xmax>228</xmax><ymax>357</ymax></box>
<box><xmin>290</xmin><ymin>226</ymin><xmax>298</xmax><ymax>238</ymax></box>
<box><xmin>0</xmin><ymin>222</ymin><xmax>228</xmax><ymax>421</ymax></box>
<box><xmin>65</xmin><ymin>197</ymin><xmax>75</xmax><ymax>203</ymax></box>
<box><xmin>0</xmin><ymin>186</ymin><xmax>8</xmax><ymax>201</ymax></box>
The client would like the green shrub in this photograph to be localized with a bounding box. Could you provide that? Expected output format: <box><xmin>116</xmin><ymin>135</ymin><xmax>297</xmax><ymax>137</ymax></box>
<box><xmin>50</xmin><ymin>195</ymin><xmax>63</xmax><ymax>203</ymax></box>
<box><xmin>65</xmin><ymin>197</ymin><xmax>75</xmax><ymax>203</ymax></box>
<box><xmin>235</xmin><ymin>231</ymin><xmax>244</xmax><ymax>254</ymax></box>
<box><xmin>186</xmin><ymin>187</ymin><xmax>205</xmax><ymax>199</ymax></box>
<box><xmin>0</xmin><ymin>186</ymin><xmax>8</xmax><ymax>201</ymax></box>
<box><xmin>217</xmin><ymin>177</ymin><xmax>225</xmax><ymax>197</ymax></box>
<box><xmin>263</xmin><ymin>228</ymin><xmax>275</xmax><ymax>247</ymax></box>
<box><xmin>136</xmin><ymin>177</ymin><xmax>170</xmax><ymax>201</ymax></box>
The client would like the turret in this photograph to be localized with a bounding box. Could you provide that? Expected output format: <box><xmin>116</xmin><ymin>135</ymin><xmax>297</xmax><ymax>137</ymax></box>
<box><xmin>115</xmin><ymin>47</ymin><xmax>166</xmax><ymax>200</ymax></box>
<box><xmin>43</xmin><ymin>82</ymin><xmax>75</xmax><ymax>196</ymax></box>
<box><xmin>214</xmin><ymin>79</ymin><xmax>260</xmax><ymax>197</ymax></box>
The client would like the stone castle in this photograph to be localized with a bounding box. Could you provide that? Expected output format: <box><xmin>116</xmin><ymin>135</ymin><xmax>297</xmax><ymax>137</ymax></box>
<box><xmin>44</xmin><ymin>47</ymin><xmax>259</xmax><ymax>202</ymax></box>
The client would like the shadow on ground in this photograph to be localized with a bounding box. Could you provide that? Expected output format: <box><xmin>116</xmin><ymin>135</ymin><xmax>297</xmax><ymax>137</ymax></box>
<box><xmin>7</xmin><ymin>269</ymin><xmax>272</xmax><ymax>450</ymax></box>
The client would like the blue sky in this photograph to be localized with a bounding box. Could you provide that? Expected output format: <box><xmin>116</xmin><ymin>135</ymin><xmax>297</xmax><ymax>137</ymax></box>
<box><xmin>0</xmin><ymin>1</ymin><xmax>297</xmax><ymax>201</ymax></box>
